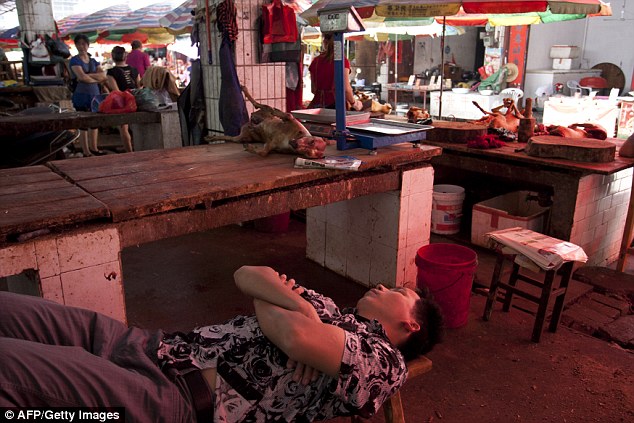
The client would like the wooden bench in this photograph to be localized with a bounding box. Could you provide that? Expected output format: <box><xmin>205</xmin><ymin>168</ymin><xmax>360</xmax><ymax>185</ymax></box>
<box><xmin>351</xmin><ymin>356</ymin><xmax>433</xmax><ymax>423</ymax></box>
<box><xmin>0</xmin><ymin>109</ymin><xmax>181</xmax><ymax>151</ymax></box>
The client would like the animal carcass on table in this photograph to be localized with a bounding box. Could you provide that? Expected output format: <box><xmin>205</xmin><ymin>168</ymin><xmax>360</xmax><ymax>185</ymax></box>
<box><xmin>204</xmin><ymin>86</ymin><xmax>330</xmax><ymax>158</ymax></box>
<box><xmin>546</xmin><ymin>123</ymin><xmax>607</xmax><ymax>140</ymax></box>
<box><xmin>470</xmin><ymin>98</ymin><xmax>523</xmax><ymax>133</ymax></box>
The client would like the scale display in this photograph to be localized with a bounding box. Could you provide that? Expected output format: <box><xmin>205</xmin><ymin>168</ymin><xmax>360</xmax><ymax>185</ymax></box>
<box><xmin>318</xmin><ymin>6</ymin><xmax>364</xmax><ymax>33</ymax></box>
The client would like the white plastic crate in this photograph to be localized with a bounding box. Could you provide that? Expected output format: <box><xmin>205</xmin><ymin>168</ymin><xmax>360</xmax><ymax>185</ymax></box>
<box><xmin>549</xmin><ymin>45</ymin><xmax>579</xmax><ymax>59</ymax></box>
<box><xmin>471</xmin><ymin>191</ymin><xmax>550</xmax><ymax>248</ymax></box>
<box><xmin>552</xmin><ymin>58</ymin><xmax>573</xmax><ymax>70</ymax></box>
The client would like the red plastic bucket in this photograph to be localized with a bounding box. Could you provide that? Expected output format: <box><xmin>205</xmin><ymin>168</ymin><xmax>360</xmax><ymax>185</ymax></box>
<box><xmin>415</xmin><ymin>243</ymin><xmax>478</xmax><ymax>328</ymax></box>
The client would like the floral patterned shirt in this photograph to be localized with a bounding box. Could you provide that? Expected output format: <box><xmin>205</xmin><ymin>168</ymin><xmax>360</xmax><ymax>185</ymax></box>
<box><xmin>157</xmin><ymin>288</ymin><xmax>408</xmax><ymax>422</ymax></box>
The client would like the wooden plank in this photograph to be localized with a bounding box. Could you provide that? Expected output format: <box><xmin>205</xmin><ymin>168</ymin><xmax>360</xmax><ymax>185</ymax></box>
<box><xmin>0</xmin><ymin>111</ymin><xmax>161</xmax><ymax>138</ymax></box>
<box><xmin>425</xmin><ymin>121</ymin><xmax>488</xmax><ymax>143</ymax></box>
<box><xmin>526</xmin><ymin>135</ymin><xmax>616</xmax><ymax>163</ymax></box>
<box><xmin>0</xmin><ymin>166</ymin><xmax>63</xmax><ymax>188</ymax></box>
<box><xmin>422</xmin><ymin>139</ymin><xmax>634</xmax><ymax>175</ymax></box>
<box><xmin>0</xmin><ymin>165</ymin><xmax>51</xmax><ymax>178</ymax></box>
<box><xmin>0</xmin><ymin>179</ymin><xmax>70</xmax><ymax>196</ymax></box>
<box><xmin>0</xmin><ymin>195</ymin><xmax>109</xmax><ymax>239</ymax></box>
<box><xmin>53</xmin><ymin>143</ymin><xmax>441</xmax><ymax>222</ymax></box>
<box><xmin>0</xmin><ymin>186</ymin><xmax>90</xmax><ymax>209</ymax></box>
<box><xmin>117</xmin><ymin>171</ymin><xmax>403</xmax><ymax>247</ymax></box>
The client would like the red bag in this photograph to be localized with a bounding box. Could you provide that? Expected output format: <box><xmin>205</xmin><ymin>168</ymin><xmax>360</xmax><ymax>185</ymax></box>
<box><xmin>98</xmin><ymin>90</ymin><xmax>137</xmax><ymax>114</ymax></box>
<box><xmin>261</xmin><ymin>0</ymin><xmax>297</xmax><ymax>44</ymax></box>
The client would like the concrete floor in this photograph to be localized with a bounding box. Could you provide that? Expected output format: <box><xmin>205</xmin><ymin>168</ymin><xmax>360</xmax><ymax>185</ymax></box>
<box><xmin>121</xmin><ymin>216</ymin><xmax>633</xmax><ymax>423</ymax></box>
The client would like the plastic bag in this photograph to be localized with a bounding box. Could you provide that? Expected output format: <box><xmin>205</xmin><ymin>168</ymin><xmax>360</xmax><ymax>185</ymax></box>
<box><xmin>98</xmin><ymin>91</ymin><xmax>137</xmax><ymax>114</ymax></box>
<box><xmin>131</xmin><ymin>88</ymin><xmax>160</xmax><ymax>111</ymax></box>
<box><xmin>45</xmin><ymin>34</ymin><xmax>71</xmax><ymax>59</ymax></box>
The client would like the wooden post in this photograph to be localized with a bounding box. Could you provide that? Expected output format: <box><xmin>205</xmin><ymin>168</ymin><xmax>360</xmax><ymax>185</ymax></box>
<box><xmin>518</xmin><ymin>97</ymin><xmax>535</xmax><ymax>143</ymax></box>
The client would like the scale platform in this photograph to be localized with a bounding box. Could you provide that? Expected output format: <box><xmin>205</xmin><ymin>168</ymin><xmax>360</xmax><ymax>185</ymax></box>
<box><xmin>346</xmin><ymin>119</ymin><xmax>433</xmax><ymax>150</ymax></box>
<box><xmin>292</xmin><ymin>108</ymin><xmax>371</xmax><ymax>138</ymax></box>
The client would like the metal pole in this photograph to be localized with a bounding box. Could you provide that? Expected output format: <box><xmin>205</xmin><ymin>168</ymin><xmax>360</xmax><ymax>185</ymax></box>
<box><xmin>439</xmin><ymin>16</ymin><xmax>446</xmax><ymax>119</ymax></box>
<box><xmin>333</xmin><ymin>31</ymin><xmax>348</xmax><ymax>149</ymax></box>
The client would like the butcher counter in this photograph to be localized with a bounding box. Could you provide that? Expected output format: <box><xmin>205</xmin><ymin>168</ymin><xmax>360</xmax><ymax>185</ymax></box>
<box><xmin>0</xmin><ymin>142</ymin><xmax>441</xmax><ymax>323</ymax></box>
<box><xmin>0</xmin><ymin>109</ymin><xmax>181</xmax><ymax>151</ymax></box>
<box><xmin>420</xmin><ymin>138</ymin><xmax>634</xmax><ymax>268</ymax></box>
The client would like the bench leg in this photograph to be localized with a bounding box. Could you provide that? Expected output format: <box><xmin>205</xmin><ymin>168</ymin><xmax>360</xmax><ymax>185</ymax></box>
<box><xmin>548</xmin><ymin>262</ymin><xmax>573</xmax><ymax>333</ymax></box>
<box><xmin>483</xmin><ymin>254</ymin><xmax>505</xmax><ymax>321</ymax></box>
<box><xmin>383</xmin><ymin>391</ymin><xmax>405</xmax><ymax>423</ymax></box>
<box><xmin>531</xmin><ymin>269</ymin><xmax>556</xmax><ymax>343</ymax></box>
<box><xmin>502</xmin><ymin>262</ymin><xmax>520</xmax><ymax>312</ymax></box>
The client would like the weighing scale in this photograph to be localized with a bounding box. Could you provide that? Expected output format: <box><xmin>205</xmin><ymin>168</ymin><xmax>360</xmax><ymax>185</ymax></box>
<box><xmin>316</xmin><ymin>6</ymin><xmax>433</xmax><ymax>152</ymax></box>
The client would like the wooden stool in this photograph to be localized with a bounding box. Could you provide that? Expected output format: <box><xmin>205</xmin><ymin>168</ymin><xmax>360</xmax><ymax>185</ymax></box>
<box><xmin>483</xmin><ymin>251</ymin><xmax>574</xmax><ymax>342</ymax></box>
<box><xmin>350</xmin><ymin>356</ymin><xmax>432</xmax><ymax>423</ymax></box>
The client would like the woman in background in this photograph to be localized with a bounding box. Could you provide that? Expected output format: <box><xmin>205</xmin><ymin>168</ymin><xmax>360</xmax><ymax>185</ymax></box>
<box><xmin>69</xmin><ymin>34</ymin><xmax>107</xmax><ymax>156</ymax></box>
<box><xmin>307</xmin><ymin>33</ymin><xmax>360</xmax><ymax>110</ymax></box>
<box><xmin>106</xmin><ymin>46</ymin><xmax>140</xmax><ymax>153</ymax></box>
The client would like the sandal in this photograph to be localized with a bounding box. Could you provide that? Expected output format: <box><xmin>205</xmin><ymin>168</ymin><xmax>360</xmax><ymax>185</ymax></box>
<box><xmin>89</xmin><ymin>149</ymin><xmax>107</xmax><ymax>156</ymax></box>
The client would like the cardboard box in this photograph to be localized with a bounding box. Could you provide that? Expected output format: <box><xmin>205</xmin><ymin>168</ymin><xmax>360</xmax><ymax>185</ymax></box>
<box><xmin>552</xmin><ymin>58</ymin><xmax>573</xmax><ymax>70</ymax></box>
<box><xmin>549</xmin><ymin>45</ymin><xmax>579</xmax><ymax>59</ymax></box>
<box><xmin>471</xmin><ymin>191</ymin><xmax>550</xmax><ymax>248</ymax></box>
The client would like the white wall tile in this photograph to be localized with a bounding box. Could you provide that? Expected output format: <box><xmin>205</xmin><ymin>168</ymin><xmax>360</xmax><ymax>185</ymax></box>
<box><xmin>61</xmin><ymin>261</ymin><xmax>126</xmax><ymax>323</ymax></box>
<box><xmin>34</xmin><ymin>238</ymin><xmax>59</xmax><ymax>278</ymax></box>
<box><xmin>0</xmin><ymin>242</ymin><xmax>36</xmax><ymax>278</ymax></box>
<box><xmin>57</xmin><ymin>229</ymin><xmax>120</xmax><ymax>273</ymax></box>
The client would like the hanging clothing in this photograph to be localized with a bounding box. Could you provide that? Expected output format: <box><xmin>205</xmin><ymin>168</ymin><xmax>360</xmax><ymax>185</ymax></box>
<box><xmin>216</xmin><ymin>0</ymin><xmax>239</xmax><ymax>41</ymax></box>
<box><xmin>218</xmin><ymin>36</ymin><xmax>248</xmax><ymax>136</ymax></box>
<box><xmin>178</xmin><ymin>58</ymin><xmax>205</xmax><ymax>146</ymax></box>
<box><xmin>261</xmin><ymin>0</ymin><xmax>297</xmax><ymax>44</ymax></box>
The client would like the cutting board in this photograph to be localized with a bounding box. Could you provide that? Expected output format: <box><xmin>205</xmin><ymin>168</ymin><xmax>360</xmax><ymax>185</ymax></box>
<box><xmin>526</xmin><ymin>135</ymin><xmax>616</xmax><ymax>163</ymax></box>
<box><xmin>426</xmin><ymin>121</ymin><xmax>488</xmax><ymax>143</ymax></box>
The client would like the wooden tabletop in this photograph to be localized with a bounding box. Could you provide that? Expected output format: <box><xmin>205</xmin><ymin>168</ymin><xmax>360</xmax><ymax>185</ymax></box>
<box><xmin>421</xmin><ymin>138</ymin><xmax>634</xmax><ymax>175</ymax></box>
<box><xmin>0</xmin><ymin>111</ymin><xmax>163</xmax><ymax>138</ymax></box>
<box><xmin>0</xmin><ymin>165</ymin><xmax>109</xmax><ymax>239</ymax></box>
<box><xmin>0</xmin><ymin>142</ymin><xmax>441</xmax><ymax>242</ymax></box>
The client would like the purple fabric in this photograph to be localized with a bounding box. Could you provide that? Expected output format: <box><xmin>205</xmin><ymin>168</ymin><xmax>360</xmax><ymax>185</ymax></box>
<box><xmin>0</xmin><ymin>292</ymin><xmax>194</xmax><ymax>422</ymax></box>
<box><xmin>126</xmin><ymin>49</ymin><xmax>151</xmax><ymax>77</ymax></box>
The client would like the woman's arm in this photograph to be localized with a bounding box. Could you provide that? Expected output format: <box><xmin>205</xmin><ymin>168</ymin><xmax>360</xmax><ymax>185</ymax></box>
<box><xmin>71</xmin><ymin>65</ymin><xmax>100</xmax><ymax>84</ymax></box>
<box><xmin>89</xmin><ymin>64</ymin><xmax>107</xmax><ymax>83</ymax></box>
<box><xmin>106</xmin><ymin>74</ymin><xmax>120</xmax><ymax>92</ymax></box>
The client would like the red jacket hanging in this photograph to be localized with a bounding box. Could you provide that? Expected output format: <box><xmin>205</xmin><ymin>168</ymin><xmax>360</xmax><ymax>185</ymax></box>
<box><xmin>261</xmin><ymin>0</ymin><xmax>297</xmax><ymax>44</ymax></box>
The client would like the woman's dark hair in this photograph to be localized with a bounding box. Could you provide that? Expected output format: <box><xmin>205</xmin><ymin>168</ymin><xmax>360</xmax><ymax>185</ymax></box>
<box><xmin>131</xmin><ymin>40</ymin><xmax>142</xmax><ymax>50</ymax></box>
<box><xmin>398</xmin><ymin>287</ymin><xmax>444</xmax><ymax>361</ymax></box>
<box><xmin>73</xmin><ymin>34</ymin><xmax>89</xmax><ymax>46</ymax></box>
<box><xmin>111</xmin><ymin>46</ymin><xmax>126</xmax><ymax>63</ymax></box>
<box><xmin>321</xmin><ymin>33</ymin><xmax>334</xmax><ymax>62</ymax></box>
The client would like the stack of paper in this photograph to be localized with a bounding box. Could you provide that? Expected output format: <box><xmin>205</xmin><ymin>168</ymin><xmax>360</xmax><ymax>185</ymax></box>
<box><xmin>294</xmin><ymin>156</ymin><xmax>362</xmax><ymax>171</ymax></box>
<box><xmin>486</xmin><ymin>227</ymin><xmax>588</xmax><ymax>270</ymax></box>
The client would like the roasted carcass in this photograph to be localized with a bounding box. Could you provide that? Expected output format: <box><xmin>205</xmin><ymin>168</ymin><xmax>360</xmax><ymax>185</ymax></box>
<box><xmin>204</xmin><ymin>86</ymin><xmax>330</xmax><ymax>159</ymax></box>
<box><xmin>547</xmin><ymin>123</ymin><xmax>608</xmax><ymax>140</ymax></box>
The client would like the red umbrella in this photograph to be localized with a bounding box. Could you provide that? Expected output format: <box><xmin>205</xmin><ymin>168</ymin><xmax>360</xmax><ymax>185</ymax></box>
<box><xmin>57</xmin><ymin>13</ymin><xmax>88</xmax><ymax>38</ymax></box>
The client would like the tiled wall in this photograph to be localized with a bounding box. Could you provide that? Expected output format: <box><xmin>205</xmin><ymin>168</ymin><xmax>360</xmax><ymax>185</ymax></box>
<box><xmin>570</xmin><ymin>167</ymin><xmax>633</xmax><ymax>266</ymax></box>
<box><xmin>0</xmin><ymin>228</ymin><xmax>126</xmax><ymax>323</ymax></box>
<box><xmin>202</xmin><ymin>0</ymin><xmax>287</xmax><ymax>134</ymax></box>
<box><xmin>306</xmin><ymin>166</ymin><xmax>435</xmax><ymax>288</ymax></box>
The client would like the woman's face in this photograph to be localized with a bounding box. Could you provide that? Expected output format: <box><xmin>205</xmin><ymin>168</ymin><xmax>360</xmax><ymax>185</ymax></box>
<box><xmin>75</xmin><ymin>39</ymin><xmax>89</xmax><ymax>54</ymax></box>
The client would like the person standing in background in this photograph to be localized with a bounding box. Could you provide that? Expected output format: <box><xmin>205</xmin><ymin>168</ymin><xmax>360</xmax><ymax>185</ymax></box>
<box><xmin>106</xmin><ymin>46</ymin><xmax>140</xmax><ymax>153</ymax></box>
<box><xmin>308</xmin><ymin>33</ymin><xmax>361</xmax><ymax>110</ymax></box>
<box><xmin>70</xmin><ymin>34</ymin><xmax>107</xmax><ymax>156</ymax></box>
<box><xmin>126</xmin><ymin>40</ymin><xmax>151</xmax><ymax>78</ymax></box>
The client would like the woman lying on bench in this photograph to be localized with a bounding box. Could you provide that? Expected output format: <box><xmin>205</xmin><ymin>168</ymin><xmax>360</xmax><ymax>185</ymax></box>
<box><xmin>0</xmin><ymin>265</ymin><xmax>443</xmax><ymax>422</ymax></box>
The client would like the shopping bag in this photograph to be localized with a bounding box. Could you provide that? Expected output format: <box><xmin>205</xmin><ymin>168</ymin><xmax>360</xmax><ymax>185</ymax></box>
<box><xmin>98</xmin><ymin>91</ymin><xmax>137</xmax><ymax>114</ymax></box>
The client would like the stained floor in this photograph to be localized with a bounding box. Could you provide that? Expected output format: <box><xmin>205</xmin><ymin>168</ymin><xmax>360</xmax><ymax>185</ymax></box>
<box><xmin>122</xmin><ymin>217</ymin><xmax>633</xmax><ymax>423</ymax></box>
